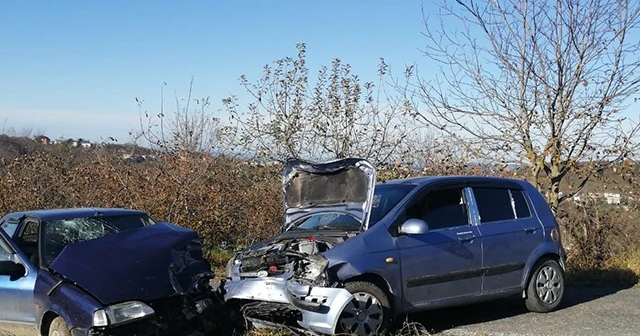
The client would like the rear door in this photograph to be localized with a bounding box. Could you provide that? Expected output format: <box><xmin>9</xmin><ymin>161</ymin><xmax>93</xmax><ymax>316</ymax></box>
<box><xmin>397</xmin><ymin>185</ymin><xmax>483</xmax><ymax>308</ymax></box>
<box><xmin>471</xmin><ymin>187</ymin><xmax>544</xmax><ymax>292</ymax></box>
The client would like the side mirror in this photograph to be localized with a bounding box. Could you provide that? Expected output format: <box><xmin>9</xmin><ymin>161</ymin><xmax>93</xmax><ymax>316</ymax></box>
<box><xmin>0</xmin><ymin>260</ymin><xmax>26</xmax><ymax>279</ymax></box>
<box><xmin>398</xmin><ymin>218</ymin><xmax>430</xmax><ymax>235</ymax></box>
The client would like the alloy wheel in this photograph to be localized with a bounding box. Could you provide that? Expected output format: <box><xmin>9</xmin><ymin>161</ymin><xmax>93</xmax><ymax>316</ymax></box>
<box><xmin>535</xmin><ymin>265</ymin><xmax>562</xmax><ymax>304</ymax></box>
<box><xmin>339</xmin><ymin>291</ymin><xmax>385</xmax><ymax>336</ymax></box>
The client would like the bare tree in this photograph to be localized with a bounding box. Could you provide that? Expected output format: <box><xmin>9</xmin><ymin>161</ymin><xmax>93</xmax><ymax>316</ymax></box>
<box><xmin>223</xmin><ymin>43</ymin><xmax>421</xmax><ymax>165</ymax></box>
<box><xmin>414</xmin><ymin>0</ymin><xmax>640</xmax><ymax>213</ymax></box>
<box><xmin>134</xmin><ymin>77</ymin><xmax>230</xmax><ymax>155</ymax></box>
<box><xmin>130</xmin><ymin>78</ymin><xmax>232</xmax><ymax>222</ymax></box>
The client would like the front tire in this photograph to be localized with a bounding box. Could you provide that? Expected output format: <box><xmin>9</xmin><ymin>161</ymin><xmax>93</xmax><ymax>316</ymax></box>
<box><xmin>525</xmin><ymin>259</ymin><xmax>565</xmax><ymax>312</ymax></box>
<box><xmin>337</xmin><ymin>281</ymin><xmax>392</xmax><ymax>336</ymax></box>
<box><xmin>49</xmin><ymin>316</ymin><xmax>71</xmax><ymax>336</ymax></box>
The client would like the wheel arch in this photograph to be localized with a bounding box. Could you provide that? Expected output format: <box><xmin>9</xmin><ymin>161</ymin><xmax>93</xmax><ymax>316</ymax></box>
<box><xmin>522</xmin><ymin>252</ymin><xmax>563</xmax><ymax>298</ymax></box>
<box><xmin>344</xmin><ymin>273</ymin><xmax>395</xmax><ymax>312</ymax></box>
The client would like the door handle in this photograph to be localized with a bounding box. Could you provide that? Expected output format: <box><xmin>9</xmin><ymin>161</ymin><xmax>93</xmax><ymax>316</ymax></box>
<box><xmin>524</xmin><ymin>227</ymin><xmax>537</xmax><ymax>234</ymax></box>
<box><xmin>457</xmin><ymin>231</ymin><xmax>476</xmax><ymax>242</ymax></box>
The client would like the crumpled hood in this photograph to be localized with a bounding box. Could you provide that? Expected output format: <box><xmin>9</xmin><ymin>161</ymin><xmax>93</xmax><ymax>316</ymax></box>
<box><xmin>282</xmin><ymin>158</ymin><xmax>376</xmax><ymax>231</ymax></box>
<box><xmin>49</xmin><ymin>222</ymin><xmax>213</xmax><ymax>305</ymax></box>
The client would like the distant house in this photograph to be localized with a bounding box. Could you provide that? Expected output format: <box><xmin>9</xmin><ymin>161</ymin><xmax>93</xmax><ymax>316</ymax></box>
<box><xmin>571</xmin><ymin>191</ymin><xmax>623</xmax><ymax>206</ymax></box>
<box><xmin>35</xmin><ymin>135</ymin><xmax>51</xmax><ymax>145</ymax></box>
<box><xmin>80</xmin><ymin>141</ymin><xmax>91</xmax><ymax>148</ymax></box>
<box><xmin>52</xmin><ymin>138</ymin><xmax>80</xmax><ymax>147</ymax></box>
<box><xmin>604</xmin><ymin>192</ymin><xmax>621</xmax><ymax>205</ymax></box>
<box><xmin>572</xmin><ymin>195</ymin><xmax>583</xmax><ymax>203</ymax></box>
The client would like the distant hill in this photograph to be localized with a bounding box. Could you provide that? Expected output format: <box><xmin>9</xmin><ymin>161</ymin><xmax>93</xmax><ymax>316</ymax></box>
<box><xmin>0</xmin><ymin>133</ymin><xmax>637</xmax><ymax>199</ymax></box>
<box><xmin>0</xmin><ymin>134</ymin><xmax>155</xmax><ymax>164</ymax></box>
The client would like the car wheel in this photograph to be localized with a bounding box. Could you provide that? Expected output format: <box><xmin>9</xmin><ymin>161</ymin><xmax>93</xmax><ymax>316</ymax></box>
<box><xmin>337</xmin><ymin>281</ymin><xmax>392</xmax><ymax>336</ymax></box>
<box><xmin>525</xmin><ymin>259</ymin><xmax>565</xmax><ymax>312</ymax></box>
<box><xmin>49</xmin><ymin>316</ymin><xmax>71</xmax><ymax>336</ymax></box>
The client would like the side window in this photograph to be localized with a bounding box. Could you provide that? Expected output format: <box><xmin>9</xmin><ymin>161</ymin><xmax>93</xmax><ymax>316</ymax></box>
<box><xmin>17</xmin><ymin>220</ymin><xmax>40</xmax><ymax>259</ymax></box>
<box><xmin>0</xmin><ymin>237</ymin><xmax>12</xmax><ymax>261</ymax></box>
<box><xmin>511</xmin><ymin>190</ymin><xmax>532</xmax><ymax>218</ymax></box>
<box><xmin>406</xmin><ymin>187</ymin><xmax>469</xmax><ymax>230</ymax></box>
<box><xmin>473</xmin><ymin>188</ymin><xmax>532</xmax><ymax>223</ymax></box>
<box><xmin>21</xmin><ymin>221</ymin><xmax>39</xmax><ymax>237</ymax></box>
<box><xmin>1</xmin><ymin>217</ymin><xmax>19</xmax><ymax>237</ymax></box>
<box><xmin>474</xmin><ymin>188</ymin><xmax>514</xmax><ymax>223</ymax></box>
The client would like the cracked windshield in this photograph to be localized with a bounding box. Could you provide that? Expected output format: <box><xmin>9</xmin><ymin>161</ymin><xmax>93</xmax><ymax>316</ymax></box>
<box><xmin>42</xmin><ymin>215</ymin><xmax>155</xmax><ymax>266</ymax></box>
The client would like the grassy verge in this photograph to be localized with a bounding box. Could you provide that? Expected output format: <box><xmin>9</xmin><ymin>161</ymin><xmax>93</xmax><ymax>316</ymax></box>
<box><xmin>245</xmin><ymin>322</ymin><xmax>435</xmax><ymax>336</ymax></box>
<box><xmin>205</xmin><ymin>246</ymin><xmax>236</xmax><ymax>280</ymax></box>
<box><xmin>566</xmin><ymin>248</ymin><xmax>640</xmax><ymax>287</ymax></box>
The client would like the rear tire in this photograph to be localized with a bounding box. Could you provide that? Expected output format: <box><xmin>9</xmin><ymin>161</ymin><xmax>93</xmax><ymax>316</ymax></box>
<box><xmin>49</xmin><ymin>316</ymin><xmax>71</xmax><ymax>336</ymax></box>
<box><xmin>525</xmin><ymin>259</ymin><xmax>565</xmax><ymax>312</ymax></box>
<box><xmin>337</xmin><ymin>281</ymin><xmax>392</xmax><ymax>336</ymax></box>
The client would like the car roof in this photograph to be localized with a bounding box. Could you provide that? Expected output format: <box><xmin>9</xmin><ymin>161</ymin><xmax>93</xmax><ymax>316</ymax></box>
<box><xmin>377</xmin><ymin>175</ymin><xmax>528</xmax><ymax>188</ymax></box>
<box><xmin>2</xmin><ymin>208</ymin><xmax>148</xmax><ymax>222</ymax></box>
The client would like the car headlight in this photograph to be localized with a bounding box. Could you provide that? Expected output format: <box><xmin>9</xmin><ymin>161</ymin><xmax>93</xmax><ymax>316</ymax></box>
<box><xmin>225</xmin><ymin>257</ymin><xmax>236</xmax><ymax>279</ymax></box>
<box><xmin>93</xmin><ymin>301</ymin><xmax>154</xmax><ymax>327</ymax></box>
<box><xmin>299</xmin><ymin>256</ymin><xmax>329</xmax><ymax>285</ymax></box>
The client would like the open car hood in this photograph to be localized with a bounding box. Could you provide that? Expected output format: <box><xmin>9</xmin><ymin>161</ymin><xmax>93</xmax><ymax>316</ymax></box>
<box><xmin>282</xmin><ymin>157</ymin><xmax>376</xmax><ymax>231</ymax></box>
<box><xmin>49</xmin><ymin>222</ymin><xmax>213</xmax><ymax>305</ymax></box>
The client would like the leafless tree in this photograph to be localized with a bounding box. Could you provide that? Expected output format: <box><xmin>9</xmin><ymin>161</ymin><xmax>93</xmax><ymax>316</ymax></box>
<box><xmin>134</xmin><ymin>77</ymin><xmax>231</xmax><ymax>155</ymax></box>
<box><xmin>223</xmin><ymin>43</ymin><xmax>422</xmax><ymax>165</ymax></box>
<box><xmin>130</xmin><ymin>78</ymin><xmax>233</xmax><ymax>222</ymax></box>
<box><xmin>414</xmin><ymin>0</ymin><xmax>640</xmax><ymax>213</ymax></box>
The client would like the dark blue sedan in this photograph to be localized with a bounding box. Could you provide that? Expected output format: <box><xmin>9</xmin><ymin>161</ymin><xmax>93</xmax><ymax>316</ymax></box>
<box><xmin>0</xmin><ymin>208</ymin><xmax>220</xmax><ymax>336</ymax></box>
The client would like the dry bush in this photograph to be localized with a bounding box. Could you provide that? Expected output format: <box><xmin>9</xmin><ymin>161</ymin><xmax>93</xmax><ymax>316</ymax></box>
<box><xmin>558</xmin><ymin>201</ymin><xmax>640</xmax><ymax>282</ymax></box>
<box><xmin>0</xmin><ymin>147</ymin><xmax>283</xmax><ymax>257</ymax></box>
<box><xmin>2</xmin><ymin>136</ymin><xmax>639</xmax><ymax>284</ymax></box>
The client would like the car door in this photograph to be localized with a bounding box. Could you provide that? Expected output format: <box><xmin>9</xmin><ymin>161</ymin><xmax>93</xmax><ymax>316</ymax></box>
<box><xmin>397</xmin><ymin>185</ymin><xmax>483</xmax><ymax>308</ymax></box>
<box><xmin>471</xmin><ymin>187</ymin><xmax>544</xmax><ymax>292</ymax></box>
<box><xmin>0</xmin><ymin>221</ymin><xmax>38</xmax><ymax>335</ymax></box>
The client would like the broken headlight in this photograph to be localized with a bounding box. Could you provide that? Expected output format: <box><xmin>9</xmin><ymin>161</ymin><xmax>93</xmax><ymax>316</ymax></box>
<box><xmin>298</xmin><ymin>256</ymin><xmax>329</xmax><ymax>285</ymax></box>
<box><xmin>93</xmin><ymin>301</ymin><xmax>155</xmax><ymax>327</ymax></box>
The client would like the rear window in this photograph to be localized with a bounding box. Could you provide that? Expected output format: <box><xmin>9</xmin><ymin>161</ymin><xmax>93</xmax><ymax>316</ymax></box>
<box><xmin>473</xmin><ymin>188</ymin><xmax>531</xmax><ymax>223</ymax></box>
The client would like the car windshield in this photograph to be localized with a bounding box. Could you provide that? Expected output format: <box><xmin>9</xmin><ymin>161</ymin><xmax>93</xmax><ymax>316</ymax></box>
<box><xmin>42</xmin><ymin>214</ymin><xmax>156</xmax><ymax>266</ymax></box>
<box><xmin>293</xmin><ymin>213</ymin><xmax>361</xmax><ymax>231</ymax></box>
<box><xmin>291</xmin><ymin>183</ymin><xmax>415</xmax><ymax>231</ymax></box>
<box><xmin>369</xmin><ymin>183</ymin><xmax>416</xmax><ymax>225</ymax></box>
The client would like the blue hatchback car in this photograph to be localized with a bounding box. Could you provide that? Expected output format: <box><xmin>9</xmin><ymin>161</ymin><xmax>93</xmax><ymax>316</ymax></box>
<box><xmin>224</xmin><ymin>158</ymin><xmax>567</xmax><ymax>335</ymax></box>
<box><xmin>0</xmin><ymin>208</ymin><xmax>221</xmax><ymax>336</ymax></box>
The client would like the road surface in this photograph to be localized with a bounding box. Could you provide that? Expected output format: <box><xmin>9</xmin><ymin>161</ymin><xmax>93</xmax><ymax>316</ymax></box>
<box><xmin>408</xmin><ymin>286</ymin><xmax>639</xmax><ymax>336</ymax></box>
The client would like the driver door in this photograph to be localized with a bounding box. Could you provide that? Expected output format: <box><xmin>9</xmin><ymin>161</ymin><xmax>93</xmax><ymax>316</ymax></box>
<box><xmin>0</xmin><ymin>220</ymin><xmax>38</xmax><ymax>334</ymax></box>
<box><xmin>397</xmin><ymin>185</ymin><xmax>483</xmax><ymax>308</ymax></box>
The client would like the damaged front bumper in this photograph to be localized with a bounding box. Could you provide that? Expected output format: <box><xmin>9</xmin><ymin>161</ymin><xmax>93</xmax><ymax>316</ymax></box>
<box><xmin>285</xmin><ymin>281</ymin><xmax>353</xmax><ymax>334</ymax></box>
<box><xmin>225</xmin><ymin>277</ymin><xmax>352</xmax><ymax>335</ymax></box>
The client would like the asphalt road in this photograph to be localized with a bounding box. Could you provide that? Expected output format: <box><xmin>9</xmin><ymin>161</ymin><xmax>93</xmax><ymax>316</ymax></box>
<box><xmin>407</xmin><ymin>286</ymin><xmax>639</xmax><ymax>336</ymax></box>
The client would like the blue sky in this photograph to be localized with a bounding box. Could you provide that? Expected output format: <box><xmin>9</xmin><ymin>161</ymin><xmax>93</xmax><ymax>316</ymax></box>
<box><xmin>0</xmin><ymin>1</ymin><xmax>429</xmax><ymax>142</ymax></box>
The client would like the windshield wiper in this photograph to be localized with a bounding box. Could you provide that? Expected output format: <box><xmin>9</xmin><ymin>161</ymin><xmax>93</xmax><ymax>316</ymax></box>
<box><xmin>102</xmin><ymin>222</ymin><xmax>122</xmax><ymax>234</ymax></box>
<box><xmin>318</xmin><ymin>224</ymin><xmax>359</xmax><ymax>231</ymax></box>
